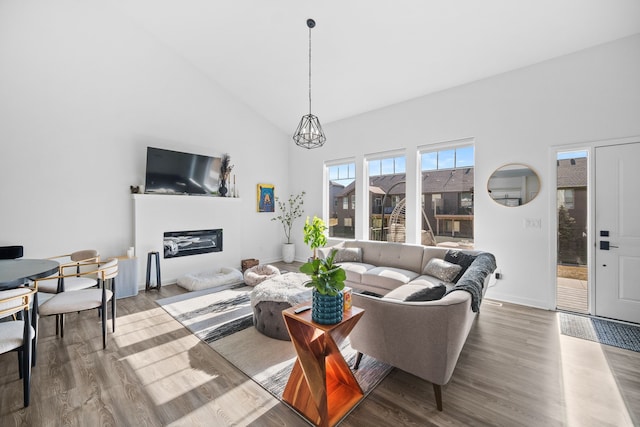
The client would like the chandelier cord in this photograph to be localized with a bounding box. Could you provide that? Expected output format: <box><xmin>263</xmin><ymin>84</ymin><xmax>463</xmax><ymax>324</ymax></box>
<box><xmin>308</xmin><ymin>24</ymin><xmax>312</xmax><ymax>115</ymax></box>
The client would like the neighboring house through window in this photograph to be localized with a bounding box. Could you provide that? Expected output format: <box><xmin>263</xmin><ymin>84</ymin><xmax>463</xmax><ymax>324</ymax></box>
<box><xmin>327</xmin><ymin>161</ymin><xmax>356</xmax><ymax>238</ymax></box>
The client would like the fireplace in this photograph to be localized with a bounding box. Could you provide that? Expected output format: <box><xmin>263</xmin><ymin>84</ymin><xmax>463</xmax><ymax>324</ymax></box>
<box><xmin>163</xmin><ymin>228</ymin><xmax>223</xmax><ymax>259</ymax></box>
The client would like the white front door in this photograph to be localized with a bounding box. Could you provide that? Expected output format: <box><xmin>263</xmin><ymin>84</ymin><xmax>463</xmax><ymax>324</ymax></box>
<box><xmin>594</xmin><ymin>142</ymin><xmax>640</xmax><ymax>324</ymax></box>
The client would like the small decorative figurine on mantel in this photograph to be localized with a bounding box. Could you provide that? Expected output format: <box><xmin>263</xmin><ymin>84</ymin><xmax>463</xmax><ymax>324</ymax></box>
<box><xmin>220</xmin><ymin>154</ymin><xmax>234</xmax><ymax>197</ymax></box>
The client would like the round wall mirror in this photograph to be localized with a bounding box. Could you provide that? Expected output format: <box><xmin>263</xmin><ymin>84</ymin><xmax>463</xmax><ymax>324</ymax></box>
<box><xmin>487</xmin><ymin>163</ymin><xmax>540</xmax><ymax>207</ymax></box>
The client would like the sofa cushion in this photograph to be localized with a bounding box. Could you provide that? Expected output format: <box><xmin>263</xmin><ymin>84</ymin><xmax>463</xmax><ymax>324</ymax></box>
<box><xmin>384</xmin><ymin>283</ymin><xmax>447</xmax><ymax>302</ymax></box>
<box><xmin>339</xmin><ymin>262</ymin><xmax>376</xmax><ymax>285</ymax></box>
<box><xmin>361</xmin><ymin>266</ymin><xmax>419</xmax><ymax>291</ymax></box>
<box><xmin>423</xmin><ymin>258</ymin><xmax>462</xmax><ymax>283</ymax></box>
<box><xmin>344</xmin><ymin>240</ymin><xmax>424</xmax><ymax>274</ymax></box>
<box><xmin>444</xmin><ymin>250</ymin><xmax>477</xmax><ymax>283</ymax></box>
<box><xmin>334</xmin><ymin>247</ymin><xmax>362</xmax><ymax>263</ymax></box>
<box><xmin>408</xmin><ymin>274</ymin><xmax>452</xmax><ymax>288</ymax></box>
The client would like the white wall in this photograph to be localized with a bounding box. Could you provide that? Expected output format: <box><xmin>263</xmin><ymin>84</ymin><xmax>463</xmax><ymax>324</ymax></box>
<box><xmin>289</xmin><ymin>34</ymin><xmax>640</xmax><ymax>309</ymax></box>
<box><xmin>2</xmin><ymin>2</ymin><xmax>638</xmax><ymax>306</ymax></box>
<box><xmin>0</xmin><ymin>2</ymin><xmax>290</xmax><ymax>273</ymax></box>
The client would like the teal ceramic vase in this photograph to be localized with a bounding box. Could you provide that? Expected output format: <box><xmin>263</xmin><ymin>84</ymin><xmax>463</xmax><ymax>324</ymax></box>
<box><xmin>311</xmin><ymin>290</ymin><xmax>344</xmax><ymax>324</ymax></box>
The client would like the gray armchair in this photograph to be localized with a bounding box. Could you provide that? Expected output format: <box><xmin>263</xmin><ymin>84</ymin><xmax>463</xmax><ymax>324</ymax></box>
<box><xmin>350</xmin><ymin>290</ymin><xmax>476</xmax><ymax>411</ymax></box>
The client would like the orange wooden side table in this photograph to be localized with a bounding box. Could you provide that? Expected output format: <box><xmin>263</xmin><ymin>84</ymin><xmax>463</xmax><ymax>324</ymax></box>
<box><xmin>282</xmin><ymin>304</ymin><xmax>365</xmax><ymax>427</ymax></box>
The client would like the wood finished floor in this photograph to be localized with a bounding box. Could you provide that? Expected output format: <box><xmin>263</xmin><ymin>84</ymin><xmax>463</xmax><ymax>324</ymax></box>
<box><xmin>1</xmin><ymin>282</ymin><xmax>639</xmax><ymax>426</ymax></box>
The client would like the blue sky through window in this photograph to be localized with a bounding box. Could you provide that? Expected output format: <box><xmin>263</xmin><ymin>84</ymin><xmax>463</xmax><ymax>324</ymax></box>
<box><xmin>329</xmin><ymin>163</ymin><xmax>355</xmax><ymax>186</ymax></box>
<box><xmin>421</xmin><ymin>145</ymin><xmax>474</xmax><ymax>171</ymax></box>
<box><xmin>557</xmin><ymin>150</ymin><xmax>587</xmax><ymax>160</ymax></box>
<box><xmin>369</xmin><ymin>156</ymin><xmax>405</xmax><ymax>176</ymax></box>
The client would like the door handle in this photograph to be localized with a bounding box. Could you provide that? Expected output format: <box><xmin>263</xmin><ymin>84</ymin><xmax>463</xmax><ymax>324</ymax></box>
<box><xmin>599</xmin><ymin>241</ymin><xmax>619</xmax><ymax>250</ymax></box>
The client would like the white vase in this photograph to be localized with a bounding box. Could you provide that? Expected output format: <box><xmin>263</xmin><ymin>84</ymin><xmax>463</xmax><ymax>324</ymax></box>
<box><xmin>282</xmin><ymin>243</ymin><xmax>295</xmax><ymax>263</ymax></box>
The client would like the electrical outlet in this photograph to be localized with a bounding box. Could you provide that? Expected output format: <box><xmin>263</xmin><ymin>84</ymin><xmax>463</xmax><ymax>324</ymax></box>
<box><xmin>495</xmin><ymin>270</ymin><xmax>502</xmax><ymax>280</ymax></box>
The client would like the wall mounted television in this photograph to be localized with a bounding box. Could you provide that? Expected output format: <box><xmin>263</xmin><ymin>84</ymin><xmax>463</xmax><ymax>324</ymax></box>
<box><xmin>144</xmin><ymin>147</ymin><xmax>222</xmax><ymax>196</ymax></box>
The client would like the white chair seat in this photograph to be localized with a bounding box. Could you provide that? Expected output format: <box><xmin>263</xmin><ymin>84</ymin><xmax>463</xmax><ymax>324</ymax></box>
<box><xmin>0</xmin><ymin>321</ymin><xmax>34</xmax><ymax>353</ymax></box>
<box><xmin>39</xmin><ymin>289</ymin><xmax>113</xmax><ymax>316</ymax></box>
<box><xmin>37</xmin><ymin>276</ymin><xmax>97</xmax><ymax>293</ymax></box>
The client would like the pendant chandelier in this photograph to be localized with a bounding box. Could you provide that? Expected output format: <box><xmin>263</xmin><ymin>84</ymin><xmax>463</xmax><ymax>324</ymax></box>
<box><xmin>293</xmin><ymin>18</ymin><xmax>326</xmax><ymax>149</ymax></box>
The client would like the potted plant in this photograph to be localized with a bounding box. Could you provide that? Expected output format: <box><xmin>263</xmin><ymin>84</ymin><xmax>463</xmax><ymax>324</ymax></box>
<box><xmin>303</xmin><ymin>215</ymin><xmax>327</xmax><ymax>260</ymax></box>
<box><xmin>271</xmin><ymin>191</ymin><xmax>305</xmax><ymax>263</ymax></box>
<box><xmin>300</xmin><ymin>249</ymin><xmax>346</xmax><ymax>324</ymax></box>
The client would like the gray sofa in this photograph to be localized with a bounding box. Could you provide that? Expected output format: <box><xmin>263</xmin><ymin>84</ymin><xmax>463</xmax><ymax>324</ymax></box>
<box><xmin>319</xmin><ymin>240</ymin><xmax>496</xmax><ymax>411</ymax></box>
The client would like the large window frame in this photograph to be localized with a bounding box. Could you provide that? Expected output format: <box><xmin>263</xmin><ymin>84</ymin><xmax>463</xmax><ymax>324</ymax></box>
<box><xmin>366</xmin><ymin>152</ymin><xmax>406</xmax><ymax>242</ymax></box>
<box><xmin>323</xmin><ymin>140</ymin><xmax>474</xmax><ymax>246</ymax></box>
<box><xmin>419</xmin><ymin>139</ymin><xmax>475</xmax><ymax>245</ymax></box>
<box><xmin>326</xmin><ymin>160</ymin><xmax>356</xmax><ymax>239</ymax></box>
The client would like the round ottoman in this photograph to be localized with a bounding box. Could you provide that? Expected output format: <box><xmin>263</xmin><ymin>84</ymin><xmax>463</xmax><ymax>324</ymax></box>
<box><xmin>244</xmin><ymin>264</ymin><xmax>280</xmax><ymax>286</ymax></box>
<box><xmin>250</xmin><ymin>272</ymin><xmax>311</xmax><ymax>340</ymax></box>
<box><xmin>177</xmin><ymin>267</ymin><xmax>243</xmax><ymax>291</ymax></box>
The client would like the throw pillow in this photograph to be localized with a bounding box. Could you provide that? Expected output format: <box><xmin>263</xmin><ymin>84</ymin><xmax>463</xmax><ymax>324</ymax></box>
<box><xmin>404</xmin><ymin>283</ymin><xmax>447</xmax><ymax>301</ymax></box>
<box><xmin>423</xmin><ymin>258</ymin><xmax>462</xmax><ymax>283</ymax></box>
<box><xmin>317</xmin><ymin>243</ymin><xmax>344</xmax><ymax>259</ymax></box>
<box><xmin>444</xmin><ymin>250</ymin><xmax>477</xmax><ymax>283</ymax></box>
<box><xmin>333</xmin><ymin>247</ymin><xmax>362</xmax><ymax>263</ymax></box>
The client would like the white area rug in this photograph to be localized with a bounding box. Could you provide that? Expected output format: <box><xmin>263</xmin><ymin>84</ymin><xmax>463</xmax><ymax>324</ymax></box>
<box><xmin>156</xmin><ymin>284</ymin><xmax>393</xmax><ymax>424</ymax></box>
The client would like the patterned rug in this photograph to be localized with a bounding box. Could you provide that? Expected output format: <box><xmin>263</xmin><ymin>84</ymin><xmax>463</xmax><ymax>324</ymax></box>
<box><xmin>157</xmin><ymin>284</ymin><xmax>254</xmax><ymax>343</ymax></box>
<box><xmin>559</xmin><ymin>312</ymin><xmax>640</xmax><ymax>352</ymax></box>
<box><xmin>156</xmin><ymin>284</ymin><xmax>393</xmax><ymax>424</ymax></box>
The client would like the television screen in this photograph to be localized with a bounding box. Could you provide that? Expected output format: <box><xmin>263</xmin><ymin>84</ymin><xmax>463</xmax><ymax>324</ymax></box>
<box><xmin>144</xmin><ymin>147</ymin><xmax>222</xmax><ymax>196</ymax></box>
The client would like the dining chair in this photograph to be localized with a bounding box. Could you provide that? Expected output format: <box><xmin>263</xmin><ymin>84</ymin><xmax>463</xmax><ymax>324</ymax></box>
<box><xmin>36</xmin><ymin>258</ymin><xmax>118</xmax><ymax>349</ymax></box>
<box><xmin>37</xmin><ymin>249</ymin><xmax>100</xmax><ymax>294</ymax></box>
<box><xmin>0</xmin><ymin>286</ymin><xmax>37</xmax><ymax>407</ymax></box>
<box><xmin>0</xmin><ymin>245</ymin><xmax>40</xmax><ymax>366</ymax></box>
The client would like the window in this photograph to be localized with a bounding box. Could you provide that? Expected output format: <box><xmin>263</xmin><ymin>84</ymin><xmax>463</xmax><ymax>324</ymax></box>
<box><xmin>558</xmin><ymin>189</ymin><xmax>575</xmax><ymax>210</ymax></box>
<box><xmin>421</xmin><ymin>146</ymin><xmax>474</xmax><ymax>171</ymax></box>
<box><xmin>327</xmin><ymin>161</ymin><xmax>356</xmax><ymax>238</ymax></box>
<box><xmin>367</xmin><ymin>154</ymin><xmax>406</xmax><ymax>241</ymax></box>
<box><xmin>420</xmin><ymin>144</ymin><xmax>474</xmax><ymax>245</ymax></box>
<box><xmin>431</xmin><ymin>194</ymin><xmax>442</xmax><ymax>215</ymax></box>
<box><xmin>369</xmin><ymin>156</ymin><xmax>406</xmax><ymax>176</ymax></box>
<box><xmin>460</xmin><ymin>192</ymin><xmax>473</xmax><ymax>209</ymax></box>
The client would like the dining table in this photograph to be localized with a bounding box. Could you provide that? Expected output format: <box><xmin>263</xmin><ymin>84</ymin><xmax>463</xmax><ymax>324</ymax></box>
<box><xmin>0</xmin><ymin>258</ymin><xmax>60</xmax><ymax>290</ymax></box>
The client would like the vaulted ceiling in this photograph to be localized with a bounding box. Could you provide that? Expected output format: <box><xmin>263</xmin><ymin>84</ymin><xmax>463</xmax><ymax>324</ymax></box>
<box><xmin>108</xmin><ymin>1</ymin><xmax>640</xmax><ymax>133</ymax></box>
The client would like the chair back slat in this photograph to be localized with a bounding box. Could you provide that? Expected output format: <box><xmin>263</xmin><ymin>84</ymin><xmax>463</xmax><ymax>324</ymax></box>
<box><xmin>0</xmin><ymin>288</ymin><xmax>34</xmax><ymax>319</ymax></box>
<box><xmin>70</xmin><ymin>250</ymin><xmax>99</xmax><ymax>262</ymax></box>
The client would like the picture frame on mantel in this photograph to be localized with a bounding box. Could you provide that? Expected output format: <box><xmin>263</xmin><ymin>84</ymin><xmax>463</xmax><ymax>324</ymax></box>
<box><xmin>257</xmin><ymin>184</ymin><xmax>275</xmax><ymax>212</ymax></box>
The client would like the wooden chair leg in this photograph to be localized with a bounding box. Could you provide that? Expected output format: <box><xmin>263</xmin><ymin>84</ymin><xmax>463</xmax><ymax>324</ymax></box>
<box><xmin>433</xmin><ymin>384</ymin><xmax>443</xmax><ymax>411</ymax></box>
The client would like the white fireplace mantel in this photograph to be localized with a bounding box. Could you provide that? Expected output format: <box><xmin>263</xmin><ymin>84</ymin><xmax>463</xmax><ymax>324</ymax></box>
<box><xmin>133</xmin><ymin>194</ymin><xmax>243</xmax><ymax>287</ymax></box>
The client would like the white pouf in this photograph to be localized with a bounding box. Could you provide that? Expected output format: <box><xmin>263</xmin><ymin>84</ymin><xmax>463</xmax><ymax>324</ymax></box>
<box><xmin>243</xmin><ymin>264</ymin><xmax>280</xmax><ymax>286</ymax></box>
<box><xmin>177</xmin><ymin>267</ymin><xmax>243</xmax><ymax>291</ymax></box>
